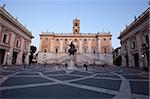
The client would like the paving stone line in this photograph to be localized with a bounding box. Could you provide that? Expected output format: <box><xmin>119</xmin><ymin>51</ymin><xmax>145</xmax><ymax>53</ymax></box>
<box><xmin>64</xmin><ymin>74</ymin><xmax>97</xmax><ymax>83</ymax></box>
<box><xmin>39</xmin><ymin>72</ymin><xmax>62</xmax><ymax>83</ymax></box>
<box><xmin>0</xmin><ymin>72</ymin><xmax>22</xmax><ymax>85</ymax></box>
<box><xmin>61</xmin><ymin>81</ymin><xmax>118</xmax><ymax>95</ymax></box>
<box><xmin>40</xmin><ymin>71</ymin><xmax>118</xmax><ymax>96</ymax></box>
<box><xmin>11</xmin><ymin>75</ymin><xmax>41</xmax><ymax>77</ymax></box>
<box><xmin>1</xmin><ymin>66</ymin><xmax>149</xmax><ymax>99</ymax></box>
<box><xmin>129</xmin><ymin>79</ymin><xmax>149</xmax><ymax>81</ymax></box>
<box><xmin>132</xmin><ymin>93</ymin><xmax>149</xmax><ymax>99</ymax></box>
<box><xmin>67</xmin><ymin>73</ymin><xmax>87</xmax><ymax>78</ymax></box>
<box><xmin>111</xmin><ymin>72</ymin><xmax>132</xmax><ymax>99</ymax></box>
<box><xmin>92</xmin><ymin>77</ymin><xmax>121</xmax><ymax>81</ymax></box>
<box><xmin>0</xmin><ymin>82</ymin><xmax>58</xmax><ymax>91</ymax></box>
<box><xmin>65</xmin><ymin>69</ymin><xmax>75</xmax><ymax>74</ymax></box>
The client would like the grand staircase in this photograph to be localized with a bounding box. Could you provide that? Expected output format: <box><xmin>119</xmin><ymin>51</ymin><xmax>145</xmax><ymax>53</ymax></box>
<box><xmin>57</xmin><ymin>53</ymin><xmax>107</xmax><ymax>65</ymax></box>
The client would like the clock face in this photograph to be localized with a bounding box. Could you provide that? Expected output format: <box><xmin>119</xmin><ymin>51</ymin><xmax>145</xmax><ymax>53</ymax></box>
<box><xmin>75</xmin><ymin>26</ymin><xmax>78</xmax><ymax>29</ymax></box>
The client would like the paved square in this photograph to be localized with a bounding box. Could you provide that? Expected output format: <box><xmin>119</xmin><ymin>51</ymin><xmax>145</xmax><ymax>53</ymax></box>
<box><xmin>130</xmin><ymin>81</ymin><xmax>149</xmax><ymax>95</ymax></box>
<box><xmin>42</xmin><ymin>70</ymin><xmax>66</xmax><ymax>75</ymax></box>
<box><xmin>122</xmin><ymin>75</ymin><xmax>149</xmax><ymax>79</ymax></box>
<box><xmin>48</xmin><ymin>75</ymin><xmax>82</xmax><ymax>81</ymax></box>
<box><xmin>2</xmin><ymin>77</ymin><xmax>53</xmax><ymax>86</ymax></box>
<box><xmin>94</xmin><ymin>74</ymin><xmax>120</xmax><ymax>78</ymax></box>
<box><xmin>0</xmin><ymin>65</ymin><xmax>149</xmax><ymax>99</ymax></box>
<box><xmin>71</xmin><ymin>78</ymin><xmax>121</xmax><ymax>91</ymax></box>
<box><xmin>70</xmin><ymin>71</ymin><xmax>93</xmax><ymax>76</ymax></box>
<box><xmin>15</xmin><ymin>72</ymin><xmax>39</xmax><ymax>76</ymax></box>
<box><xmin>1</xmin><ymin>84</ymin><xmax>115</xmax><ymax>99</ymax></box>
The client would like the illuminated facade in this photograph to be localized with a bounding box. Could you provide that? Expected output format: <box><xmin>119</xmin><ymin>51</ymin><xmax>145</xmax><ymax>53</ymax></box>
<box><xmin>38</xmin><ymin>18</ymin><xmax>113</xmax><ymax>65</ymax></box>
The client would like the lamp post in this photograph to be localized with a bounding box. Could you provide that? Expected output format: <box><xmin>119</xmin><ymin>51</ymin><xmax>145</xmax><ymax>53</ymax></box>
<box><xmin>141</xmin><ymin>54</ymin><xmax>145</xmax><ymax>70</ymax></box>
<box><xmin>5</xmin><ymin>52</ymin><xmax>10</xmax><ymax>68</ymax></box>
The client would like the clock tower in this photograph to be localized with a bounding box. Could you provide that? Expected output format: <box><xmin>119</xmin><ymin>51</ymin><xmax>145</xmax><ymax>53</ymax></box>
<box><xmin>73</xmin><ymin>18</ymin><xmax>80</xmax><ymax>34</ymax></box>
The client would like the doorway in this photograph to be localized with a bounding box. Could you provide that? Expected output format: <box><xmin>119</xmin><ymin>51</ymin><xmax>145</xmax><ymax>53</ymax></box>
<box><xmin>133</xmin><ymin>53</ymin><xmax>139</xmax><ymax>67</ymax></box>
<box><xmin>12</xmin><ymin>52</ymin><xmax>18</xmax><ymax>64</ymax></box>
<box><xmin>0</xmin><ymin>49</ymin><xmax>6</xmax><ymax>64</ymax></box>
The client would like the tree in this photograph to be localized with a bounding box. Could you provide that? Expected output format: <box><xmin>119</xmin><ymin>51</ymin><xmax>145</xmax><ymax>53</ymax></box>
<box><xmin>29</xmin><ymin>45</ymin><xmax>37</xmax><ymax>65</ymax></box>
<box><xmin>30</xmin><ymin>46</ymin><xmax>37</xmax><ymax>54</ymax></box>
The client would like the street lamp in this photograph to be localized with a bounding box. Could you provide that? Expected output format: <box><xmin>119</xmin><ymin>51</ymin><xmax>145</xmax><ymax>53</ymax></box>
<box><xmin>141</xmin><ymin>54</ymin><xmax>145</xmax><ymax>69</ymax></box>
<box><xmin>5</xmin><ymin>52</ymin><xmax>10</xmax><ymax>68</ymax></box>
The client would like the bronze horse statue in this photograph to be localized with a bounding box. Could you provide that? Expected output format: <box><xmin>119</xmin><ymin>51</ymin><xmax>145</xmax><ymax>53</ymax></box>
<box><xmin>68</xmin><ymin>42</ymin><xmax>76</xmax><ymax>56</ymax></box>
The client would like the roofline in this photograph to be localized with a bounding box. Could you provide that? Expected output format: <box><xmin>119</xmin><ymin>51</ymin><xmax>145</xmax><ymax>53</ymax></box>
<box><xmin>118</xmin><ymin>7</ymin><xmax>149</xmax><ymax>39</ymax></box>
<box><xmin>0</xmin><ymin>6</ymin><xmax>34</xmax><ymax>38</ymax></box>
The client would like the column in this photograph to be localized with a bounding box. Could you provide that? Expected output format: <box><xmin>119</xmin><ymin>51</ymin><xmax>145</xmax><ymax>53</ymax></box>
<box><xmin>136</xmin><ymin>34</ymin><xmax>143</xmax><ymax>68</ymax></box>
<box><xmin>8</xmin><ymin>32</ymin><xmax>16</xmax><ymax>65</ymax></box>
<box><xmin>25</xmin><ymin>41</ymin><xmax>31</xmax><ymax>64</ymax></box>
<box><xmin>127</xmin><ymin>39</ymin><xmax>132</xmax><ymax>67</ymax></box>
<box><xmin>3</xmin><ymin>50</ymin><xmax>7</xmax><ymax>65</ymax></box>
<box><xmin>18</xmin><ymin>38</ymin><xmax>25</xmax><ymax>64</ymax></box>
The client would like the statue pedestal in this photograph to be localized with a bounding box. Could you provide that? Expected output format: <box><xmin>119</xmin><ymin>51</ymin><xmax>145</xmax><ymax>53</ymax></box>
<box><xmin>67</xmin><ymin>55</ymin><xmax>76</xmax><ymax>69</ymax></box>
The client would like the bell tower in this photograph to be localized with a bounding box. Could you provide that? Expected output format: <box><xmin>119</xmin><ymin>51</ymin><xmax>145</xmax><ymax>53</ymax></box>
<box><xmin>73</xmin><ymin>18</ymin><xmax>80</xmax><ymax>34</ymax></box>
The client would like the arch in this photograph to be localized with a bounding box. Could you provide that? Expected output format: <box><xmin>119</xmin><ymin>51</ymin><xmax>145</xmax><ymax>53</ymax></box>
<box><xmin>104</xmin><ymin>48</ymin><xmax>107</xmax><ymax>53</ymax></box>
<box><xmin>55</xmin><ymin>48</ymin><xmax>58</xmax><ymax>53</ymax></box>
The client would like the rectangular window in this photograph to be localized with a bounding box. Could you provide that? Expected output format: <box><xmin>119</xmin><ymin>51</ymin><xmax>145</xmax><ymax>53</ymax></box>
<box><xmin>2</xmin><ymin>33</ymin><xmax>9</xmax><ymax>44</ymax></box>
<box><xmin>3</xmin><ymin>34</ymin><xmax>7</xmax><ymax>43</ymax></box>
<box><xmin>145</xmin><ymin>35</ymin><xmax>149</xmax><ymax>45</ymax></box>
<box><xmin>16</xmin><ymin>39</ymin><xmax>21</xmax><ymax>48</ymax></box>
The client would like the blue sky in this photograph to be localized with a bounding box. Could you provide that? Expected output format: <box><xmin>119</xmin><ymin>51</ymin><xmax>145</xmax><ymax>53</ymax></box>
<box><xmin>0</xmin><ymin>0</ymin><xmax>148</xmax><ymax>49</ymax></box>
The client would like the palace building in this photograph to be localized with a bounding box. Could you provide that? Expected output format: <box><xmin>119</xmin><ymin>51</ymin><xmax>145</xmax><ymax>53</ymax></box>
<box><xmin>0</xmin><ymin>6</ymin><xmax>33</xmax><ymax>65</ymax></box>
<box><xmin>38</xmin><ymin>18</ymin><xmax>113</xmax><ymax>65</ymax></box>
<box><xmin>118</xmin><ymin>7</ymin><xmax>149</xmax><ymax>69</ymax></box>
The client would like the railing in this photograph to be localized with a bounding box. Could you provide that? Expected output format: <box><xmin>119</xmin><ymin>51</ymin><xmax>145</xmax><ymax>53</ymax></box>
<box><xmin>56</xmin><ymin>53</ymin><xmax>107</xmax><ymax>65</ymax></box>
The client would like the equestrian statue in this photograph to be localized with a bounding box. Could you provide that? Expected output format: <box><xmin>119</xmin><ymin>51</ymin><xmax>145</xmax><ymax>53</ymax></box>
<box><xmin>68</xmin><ymin>42</ymin><xmax>76</xmax><ymax>56</ymax></box>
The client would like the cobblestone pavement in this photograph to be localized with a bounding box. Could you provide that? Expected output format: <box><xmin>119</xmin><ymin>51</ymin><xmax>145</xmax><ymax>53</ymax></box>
<box><xmin>0</xmin><ymin>64</ymin><xmax>149</xmax><ymax>99</ymax></box>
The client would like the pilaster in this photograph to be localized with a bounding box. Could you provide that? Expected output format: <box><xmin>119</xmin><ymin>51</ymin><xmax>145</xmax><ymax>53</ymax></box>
<box><xmin>60</xmin><ymin>40</ymin><xmax>63</xmax><ymax>53</ymax></box>
<box><xmin>98</xmin><ymin>38</ymin><xmax>101</xmax><ymax>53</ymax></box>
<box><xmin>88</xmin><ymin>40</ymin><xmax>91</xmax><ymax>53</ymax></box>
<box><xmin>79</xmin><ymin>39</ymin><xmax>83</xmax><ymax>53</ymax></box>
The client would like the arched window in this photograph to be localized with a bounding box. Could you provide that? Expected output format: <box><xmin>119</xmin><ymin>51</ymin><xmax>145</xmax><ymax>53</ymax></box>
<box><xmin>44</xmin><ymin>49</ymin><xmax>47</xmax><ymax>52</ymax></box>
<box><xmin>56</xmin><ymin>48</ymin><xmax>58</xmax><ymax>53</ymax></box>
<box><xmin>56</xmin><ymin>39</ymin><xmax>59</xmax><ymax>42</ymax></box>
<box><xmin>93</xmin><ymin>50</ymin><xmax>95</xmax><ymax>53</ymax></box>
<box><xmin>75</xmin><ymin>22</ymin><xmax>78</xmax><ymax>26</ymax></box>
<box><xmin>131</xmin><ymin>41</ymin><xmax>135</xmax><ymax>49</ymax></box>
<box><xmin>104</xmin><ymin>48</ymin><xmax>107</xmax><ymax>53</ymax></box>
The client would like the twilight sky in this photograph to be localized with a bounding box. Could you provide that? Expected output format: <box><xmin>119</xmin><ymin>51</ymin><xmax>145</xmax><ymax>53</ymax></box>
<box><xmin>0</xmin><ymin>0</ymin><xmax>148</xmax><ymax>49</ymax></box>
